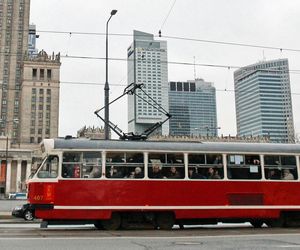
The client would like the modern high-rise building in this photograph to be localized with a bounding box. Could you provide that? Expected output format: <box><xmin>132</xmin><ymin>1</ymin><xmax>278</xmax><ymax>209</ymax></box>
<box><xmin>234</xmin><ymin>59</ymin><xmax>295</xmax><ymax>143</ymax></box>
<box><xmin>0</xmin><ymin>0</ymin><xmax>30</xmax><ymax>144</ymax></box>
<box><xmin>127</xmin><ymin>30</ymin><xmax>169</xmax><ymax>136</ymax></box>
<box><xmin>169</xmin><ymin>78</ymin><xmax>218</xmax><ymax>137</ymax></box>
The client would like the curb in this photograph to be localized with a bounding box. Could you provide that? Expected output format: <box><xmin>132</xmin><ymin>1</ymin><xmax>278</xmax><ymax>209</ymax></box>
<box><xmin>0</xmin><ymin>213</ymin><xmax>13</xmax><ymax>220</ymax></box>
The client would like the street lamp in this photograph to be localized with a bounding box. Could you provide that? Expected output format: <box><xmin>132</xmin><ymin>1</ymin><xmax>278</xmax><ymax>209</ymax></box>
<box><xmin>1</xmin><ymin>118</ymin><xmax>18</xmax><ymax>197</ymax></box>
<box><xmin>104</xmin><ymin>9</ymin><xmax>117</xmax><ymax>140</ymax></box>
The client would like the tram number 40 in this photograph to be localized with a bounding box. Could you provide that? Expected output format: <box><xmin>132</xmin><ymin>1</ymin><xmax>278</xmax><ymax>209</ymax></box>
<box><xmin>33</xmin><ymin>195</ymin><xmax>43</xmax><ymax>201</ymax></box>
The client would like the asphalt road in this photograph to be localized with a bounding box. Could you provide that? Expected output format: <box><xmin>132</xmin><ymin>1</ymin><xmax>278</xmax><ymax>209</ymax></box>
<box><xmin>2</xmin><ymin>223</ymin><xmax>300</xmax><ymax>249</ymax></box>
<box><xmin>2</xmin><ymin>201</ymin><xmax>300</xmax><ymax>249</ymax></box>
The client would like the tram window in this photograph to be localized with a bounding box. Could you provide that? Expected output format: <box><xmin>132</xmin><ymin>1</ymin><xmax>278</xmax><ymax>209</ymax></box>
<box><xmin>106</xmin><ymin>152</ymin><xmax>144</xmax><ymax>179</ymax></box>
<box><xmin>126</xmin><ymin>152</ymin><xmax>143</xmax><ymax>163</ymax></box>
<box><xmin>188</xmin><ymin>154</ymin><xmax>205</xmax><ymax>164</ymax></box>
<box><xmin>82</xmin><ymin>152</ymin><xmax>102</xmax><ymax>178</ymax></box>
<box><xmin>188</xmin><ymin>154</ymin><xmax>224</xmax><ymax>179</ymax></box>
<box><xmin>37</xmin><ymin>155</ymin><xmax>59</xmax><ymax>178</ymax></box>
<box><xmin>148</xmin><ymin>153</ymin><xmax>184</xmax><ymax>179</ymax></box>
<box><xmin>62</xmin><ymin>152</ymin><xmax>83</xmax><ymax>178</ymax></box>
<box><xmin>264</xmin><ymin>155</ymin><xmax>297</xmax><ymax>180</ymax></box>
<box><xmin>106</xmin><ymin>152</ymin><xmax>125</xmax><ymax>163</ymax></box>
<box><xmin>227</xmin><ymin>154</ymin><xmax>261</xmax><ymax>180</ymax></box>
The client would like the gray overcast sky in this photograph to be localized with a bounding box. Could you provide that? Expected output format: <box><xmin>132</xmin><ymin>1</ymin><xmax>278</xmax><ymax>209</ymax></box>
<box><xmin>30</xmin><ymin>0</ymin><xmax>300</xmax><ymax>138</ymax></box>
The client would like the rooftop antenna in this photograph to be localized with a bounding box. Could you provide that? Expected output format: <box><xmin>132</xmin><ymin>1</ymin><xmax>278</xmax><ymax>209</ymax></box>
<box><xmin>262</xmin><ymin>50</ymin><xmax>266</xmax><ymax>61</ymax></box>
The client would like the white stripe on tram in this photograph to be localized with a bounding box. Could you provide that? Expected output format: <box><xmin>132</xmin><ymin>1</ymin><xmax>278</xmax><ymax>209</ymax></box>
<box><xmin>53</xmin><ymin>205</ymin><xmax>300</xmax><ymax>210</ymax></box>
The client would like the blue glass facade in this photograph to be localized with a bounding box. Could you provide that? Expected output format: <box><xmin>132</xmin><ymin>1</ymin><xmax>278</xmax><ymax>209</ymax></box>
<box><xmin>168</xmin><ymin>79</ymin><xmax>218</xmax><ymax>136</ymax></box>
<box><xmin>234</xmin><ymin>59</ymin><xmax>295</xmax><ymax>143</ymax></box>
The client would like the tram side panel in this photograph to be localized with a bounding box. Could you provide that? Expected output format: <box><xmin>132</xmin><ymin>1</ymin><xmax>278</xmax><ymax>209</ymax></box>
<box><xmin>29</xmin><ymin>179</ymin><xmax>300</xmax><ymax>221</ymax></box>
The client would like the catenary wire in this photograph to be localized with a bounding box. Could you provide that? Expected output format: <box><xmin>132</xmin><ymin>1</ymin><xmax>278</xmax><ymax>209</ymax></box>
<box><xmin>59</xmin><ymin>81</ymin><xmax>300</xmax><ymax>96</ymax></box>
<box><xmin>159</xmin><ymin>0</ymin><xmax>177</xmax><ymax>31</ymax></box>
<box><xmin>3</xmin><ymin>28</ymin><xmax>300</xmax><ymax>53</ymax></box>
<box><xmin>1</xmin><ymin>51</ymin><xmax>300</xmax><ymax>74</ymax></box>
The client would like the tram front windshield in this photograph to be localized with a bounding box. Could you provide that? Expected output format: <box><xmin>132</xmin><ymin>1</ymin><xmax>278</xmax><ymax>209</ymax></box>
<box><xmin>36</xmin><ymin>155</ymin><xmax>59</xmax><ymax>179</ymax></box>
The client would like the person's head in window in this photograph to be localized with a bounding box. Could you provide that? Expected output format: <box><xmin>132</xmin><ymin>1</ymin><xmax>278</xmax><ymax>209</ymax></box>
<box><xmin>152</xmin><ymin>164</ymin><xmax>160</xmax><ymax>173</ymax></box>
<box><xmin>253</xmin><ymin>159</ymin><xmax>260</xmax><ymax>165</ymax></box>
<box><xmin>134</xmin><ymin>167</ymin><xmax>144</xmax><ymax>178</ymax></box>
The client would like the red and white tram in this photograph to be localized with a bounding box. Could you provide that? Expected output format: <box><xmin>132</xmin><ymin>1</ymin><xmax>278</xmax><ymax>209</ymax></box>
<box><xmin>27</xmin><ymin>138</ymin><xmax>300</xmax><ymax>229</ymax></box>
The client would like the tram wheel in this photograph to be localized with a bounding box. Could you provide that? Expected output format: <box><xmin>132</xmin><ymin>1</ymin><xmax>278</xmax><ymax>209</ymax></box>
<box><xmin>94</xmin><ymin>221</ymin><xmax>103</xmax><ymax>230</ymax></box>
<box><xmin>266</xmin><ymin>217</ymin><xmax>285</xmax><ymax>228</ymax></box>
<box><xmin>101</xmin><ymin>213</ymin><xmax>121</xmax><ymax>230</ymax></box>
<box><xmin>250</xmin><ymin>220</ymin><xmax>264</xmax><ymax>228</ymax></box>
<box><xmin>156</xmin><ymin>212</ymin><xmax>175</xmax><ymax>230</ymax></box>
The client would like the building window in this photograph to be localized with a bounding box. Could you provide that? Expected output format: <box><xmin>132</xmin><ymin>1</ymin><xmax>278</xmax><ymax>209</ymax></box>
<box><xmin>30</xmin><ymin>128</ymin><xmax>35</xmax><ymax>134</ymax></box>
<box><xmin>46</xmin><ymin>129</ymin><xmax>50</xmax><ymax>135</ymax></box>
<box><xmin>177</xmin><ymin>82</ymin><xmax>183</xmax><ymax>91</ymax></box>
<box><xmin>30</xmin><ymin>137</ymin><xmax>34</xmax><ymax>143</ymax></box>
<box><xmin>39</xmin><ymin>104</ymin><xmax>43</xmax><ymax>110</ymax></box>
<box><xmin>39</xmin><ymin>89</ymin><xmax>44</xmax><ymax>95</ymax></box>
<box><xmin>38</xmin><ymin>137</ymin><xmax>42</xmax><ymax>143</ymax></box>
<box><xmin>47</xmin><ymin>69</ymin><xmax>52</xmax><ymax>80</ymax></box>
<box><xmin>32</xmin><ymin>69</ymin><xmax>37</xmax><ymax>79</ymax></box>
<box><xmin>47</xmin><ymin>89</ymin><xmax>51</xmax><ymax>95</ymax></box>
<box><xmin>184</xmin><ymin>82</ymin><xmax>189</xmax><ymax>91</ymax></box>
<box><xmin>170</xmin><ymin>82</ymin><xmax>176</xmax><ymax>91</ymax></box>
<box><xmin>40</xmin><ymin>69</ymin><xmax>44</xmax><ymax>80</ymax></box>
<box><xmin>32</xmin><ymin>88</ymin><xmax>36</xmax><ymax>94</ymax></box>
<box><xmin>190</xmin><ymin>83</ymin><xmax>196</xmax><ymax>92</ymax></box>
<box><xmin>38</xmin><ymin>128</ymin><xmax>42</xmax><ymax>134</ymax></box>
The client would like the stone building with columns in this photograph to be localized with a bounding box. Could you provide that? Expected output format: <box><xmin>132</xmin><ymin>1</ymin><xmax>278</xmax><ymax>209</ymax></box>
<box><xmin>0</xmin><ymin>137</ymin><xmax>33</xmax><ymax>195</ymax></box>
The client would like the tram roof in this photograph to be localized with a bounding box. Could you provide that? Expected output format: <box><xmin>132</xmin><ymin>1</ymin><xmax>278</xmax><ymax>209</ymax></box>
<box><xmin>44</xmin><ymin>138</ymin><xmax>300</xmax><ymax>154</ymax></box>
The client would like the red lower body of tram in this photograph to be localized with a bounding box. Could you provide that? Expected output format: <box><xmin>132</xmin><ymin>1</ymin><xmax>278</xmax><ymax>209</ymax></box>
<box><xmin>27</xmin><ymin>180</ymin><xmax>300</xmax><ymax>229</ymax></box>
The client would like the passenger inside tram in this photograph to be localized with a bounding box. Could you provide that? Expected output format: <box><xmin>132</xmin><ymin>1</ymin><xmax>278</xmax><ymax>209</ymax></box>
<box><xmin>133</xmin><ymin>167</ymin><xmax>144</xmax><ymax>178</ymax></box>
<box><xmin>207</xmin><ymin>167</ymin><xmax>221</xmax><ymax>179</ymax></box>
<box><xmin>267</xmin><ymin>169</ymin><xmax>279</xmax><ymax>180</ymax></box>
<box><xmin>167</xmin><ymin>167</ymin><xmax>182</xmax><ymax>179</ymax></box>
<box><xmin>107</xmin><ymin>166</ymin><xmax>123</xmax><ymax>178</ymax></box>
<box><xmin>149</xmin><ymin>164</ymin><xmax>165</xmax><ymax>179</ymax></box>
<box><xmin>282</xmin><ymin>169</ymin><xmax>294</xmax><ymax>180</ymax></box>
<box><xmin>89</xmin><ymin>165</ymin><xmax>101</xmax><ymax>178</ymax></box>
<box><xmin>188</xmin><ymin>168</ymin><xmax>206</xmax><ymax>179</ymax></box>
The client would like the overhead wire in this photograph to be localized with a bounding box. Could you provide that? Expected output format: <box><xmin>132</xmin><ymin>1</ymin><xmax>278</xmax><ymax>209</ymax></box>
<box><xmin>1</xmin><ymin>51</ymin><xmax>300</xmax><ymax>74</ymax></box>
<box><xmin>59</xmin><ymin>81</ymin><xmax>300</xmax><ymax>96</ymax></box>
<box><xmin>159</xmin><ymin>0</ymin><xmax>177</xmax><ymax>31</ymax></box>
<box><xmin>2</xmin><ymin>28</ymin><xmax>300</xmax><ymax>53</ymax></box>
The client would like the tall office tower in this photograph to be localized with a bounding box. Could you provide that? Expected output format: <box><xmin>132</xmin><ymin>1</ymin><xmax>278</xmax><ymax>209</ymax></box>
<box><xmin>127</xmin><ymin>30</ymin><xmax>169</xmax><ymax>136</ymax></box>
<box><xmin>169</xmin><ymin>78</ymin><xmax>218</xmax><ymax>137</ymax></box>
<box><xmin>234</xmin><ymin>59</ymin><xmax>295</xmax><ymax>143</ymax></box>
<box><xmin>0</xmin><ymin>0</ymin><xmax>30</xmax><ymax>144</ymax></box>
<box><xmin>20</xmin><ymin>50</ymin><xmax>61</xmax><ymax>146</ymax></box>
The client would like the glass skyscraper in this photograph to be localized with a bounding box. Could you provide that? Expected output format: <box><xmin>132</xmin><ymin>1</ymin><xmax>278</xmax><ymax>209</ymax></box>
<box><xmin>234</xmin><ymin>59</ymin><xmax>295</xmax><ymax>143</ymax></box>
<box><xmin>168</xmin><ymin>79</ymin><xmax>218</xmax><ymax>136</ymax></box>
<box><xmin>127</xmin><ymin>30</ymin><xmax>169</xmax><ymax>136</ymax></box>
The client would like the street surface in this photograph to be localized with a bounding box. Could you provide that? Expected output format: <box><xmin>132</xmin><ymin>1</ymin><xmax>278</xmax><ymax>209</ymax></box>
<box><xmin>2</xmin><ymin>222</ymin><xmax>300</xmax><ymax>249</ymax></box>
<box><xmin>2</xmin><ymin>201</ymin><xmax>300</xmax><ymax>249</ymax></box>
